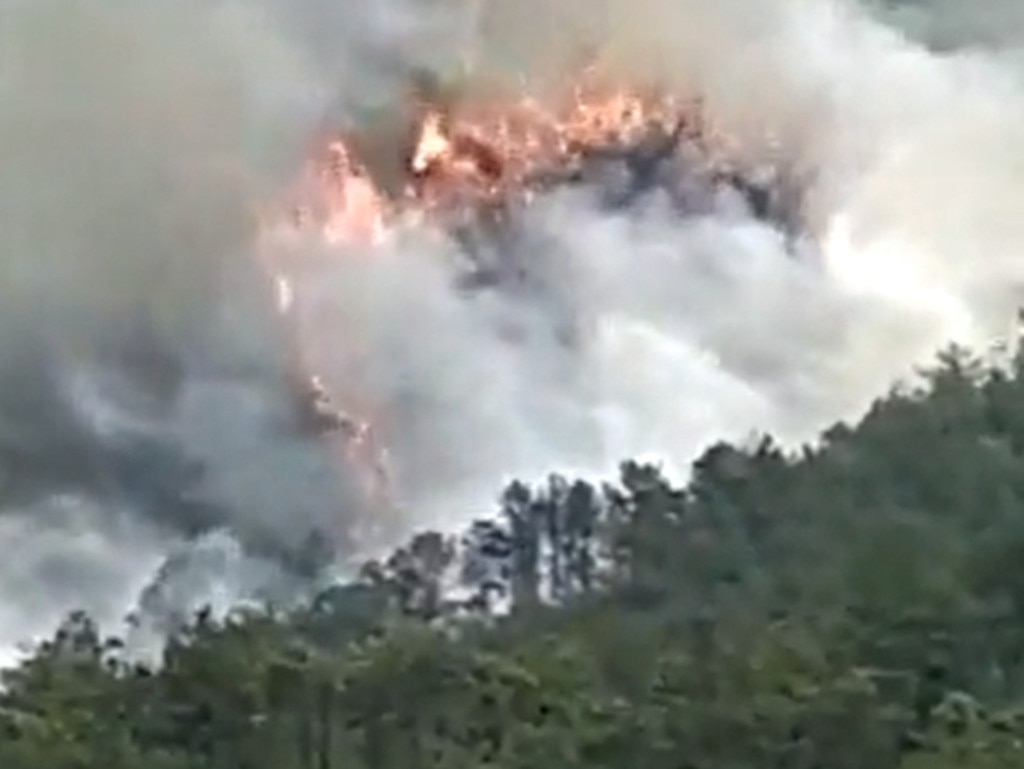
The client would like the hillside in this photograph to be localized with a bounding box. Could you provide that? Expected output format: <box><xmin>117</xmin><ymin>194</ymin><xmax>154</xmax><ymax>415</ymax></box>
<box><xmin>5</xmin><ymin>341</ymin><xmax>1024</xmax><ymax>767</ymax></box>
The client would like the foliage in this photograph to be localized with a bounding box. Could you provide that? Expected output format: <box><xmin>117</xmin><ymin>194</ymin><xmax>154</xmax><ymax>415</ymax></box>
<box><xmin>8</xmin><ymin>342</ymin><xmax>1024</xmax><ymax>766</ymax></box>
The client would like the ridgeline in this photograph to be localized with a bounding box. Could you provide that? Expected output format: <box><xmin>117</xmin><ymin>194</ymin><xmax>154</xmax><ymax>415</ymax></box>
<box><xmin>6</xmin><ymin>343</ymin><xmax>1024</xmax><ymax>767</ymax></box>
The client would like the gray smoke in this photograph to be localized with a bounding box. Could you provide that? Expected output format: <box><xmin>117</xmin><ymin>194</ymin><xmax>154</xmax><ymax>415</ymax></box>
<box><xmin>866</xmin><ymin>0</ymin><xmax>1024</xmax><ymax>50</ymax></box>
<box><xmin>2</xmin><ymin>0</ymin><xmax>1024</xmax><ymax>664</ymax></box>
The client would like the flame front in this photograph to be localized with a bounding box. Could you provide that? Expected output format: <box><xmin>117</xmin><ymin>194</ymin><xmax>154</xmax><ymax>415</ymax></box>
<box><xmin>283</xmin><ymin>67</ymin><xmax>711</xmax><ymax>244</ymax></box>
<box><xmin>258</xmin><ymin>67</ymin><xmax>718</xmax><ymax>549</ymax></box>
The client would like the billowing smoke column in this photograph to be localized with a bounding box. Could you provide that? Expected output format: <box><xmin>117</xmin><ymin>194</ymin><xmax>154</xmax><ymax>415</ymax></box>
<box><xmin>2</xmin><ymin>0</ymin><xmax>1024</xmax><ymax>664</ymax></box>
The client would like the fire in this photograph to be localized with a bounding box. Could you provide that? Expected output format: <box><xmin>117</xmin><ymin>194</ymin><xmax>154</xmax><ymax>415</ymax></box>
<box><xmin>282</xmin><ymin>66</ymin><xmax>711</xmax><ymax>244</ymax></box>
<box><xmin>400</xmin><ymin>74</ymin><xmax>702</xmax><ymax>218</ymax></box>
<box><xmin>411</xmin><ymin>111</ymin><xmax>450</xmax><ymax>174</ymax></box>
<box><xmin>317</xmin><ymin>140</ymin><xmax>387</xmax><ymax>246</ymax></box>
<box><xmin>258</xmin><ymin>66</ymin><xmax>719</xmax><ymax>550</ymax></box>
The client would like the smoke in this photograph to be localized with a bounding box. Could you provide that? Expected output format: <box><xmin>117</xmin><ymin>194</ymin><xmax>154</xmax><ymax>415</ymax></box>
<box><xmin>866</xmin><ymin>0</ymin><xmax>1024</xmax><ymax>51</ymax></box>
<box><xmin>0</xmin><ymin>0</ymin><xmax>369</xmax><ymax>662</ymax></box>
<box><xmin>1</xmin><ymin>0</ymin><xmax>1024</xmax><ymax>663</ymax></box>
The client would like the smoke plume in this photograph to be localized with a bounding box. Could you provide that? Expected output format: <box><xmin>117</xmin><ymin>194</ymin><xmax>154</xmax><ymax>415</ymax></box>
<box><xmin>1</xmin><ymin>0</ymin><xmax>1024</xmax><ymax>663</ymax></box>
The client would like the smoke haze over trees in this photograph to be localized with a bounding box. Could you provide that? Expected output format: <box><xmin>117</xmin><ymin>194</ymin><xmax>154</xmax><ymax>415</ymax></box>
<box><xmin>7</xmin><ymin>343</ymin><xmax>1024</xmax><ymax>766</ymax></box>
<box><xmin>4</xmin><ymin>0</ymin><xmax>1024</xmax><ymax>763</ymax></box>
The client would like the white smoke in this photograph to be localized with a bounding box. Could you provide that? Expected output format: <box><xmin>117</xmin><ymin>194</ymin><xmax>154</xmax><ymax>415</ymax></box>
<box><xmin>1</xmin><ymin>0</ymin><xmax>1024</xmax><ymax>665</ymax></box>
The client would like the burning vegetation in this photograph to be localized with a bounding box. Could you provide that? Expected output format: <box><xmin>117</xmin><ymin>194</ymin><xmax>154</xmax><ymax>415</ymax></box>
<box><xmin>281</xmin><ymin>66</ymin><xmax>799</xmax><ymax>245</ymax></box>
<box><xmin>257</xmin><ymin>64</ymin><xmax>804</xmax><ymax>553</ymax></box>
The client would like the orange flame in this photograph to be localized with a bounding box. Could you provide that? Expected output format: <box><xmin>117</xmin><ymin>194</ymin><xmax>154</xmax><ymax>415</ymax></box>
<box><xmin>411</xmin><ymin>112</ymin><xmax>451</xmax><ymax>174</ymax></box>
<box><xmin>318</xmin><ymin>140</ymin><xmax>388</xmax><ymax>245</ymax></box>
<box><xmin>258</xmin><ymin>67</ymin><xmax>714</xmax><ymax>547</ymax></box>
<box><xmin>278</xmin><ymin>66</ymin><xmax>710</xmax><ymax>245</ymax></box>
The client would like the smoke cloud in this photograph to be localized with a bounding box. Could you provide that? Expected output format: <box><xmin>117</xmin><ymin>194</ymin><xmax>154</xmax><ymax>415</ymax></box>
<box><xmin>1</xmin><ymin>0</ymin><xmax>1024</xmax><ymax>663</ymax></box>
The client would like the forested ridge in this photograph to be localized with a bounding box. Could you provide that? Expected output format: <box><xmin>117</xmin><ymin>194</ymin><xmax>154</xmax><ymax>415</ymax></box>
<box><xmin>8</xmin><ymin>343</ymin><xmax>1024</xmax><ymax>767</ymax></box>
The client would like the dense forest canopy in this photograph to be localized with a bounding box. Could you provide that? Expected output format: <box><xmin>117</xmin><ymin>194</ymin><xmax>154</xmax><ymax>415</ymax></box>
<box><xmin>6</xmin><ymin>341</ymin><xmax>1024</xmax><ymax>767</ymax></box>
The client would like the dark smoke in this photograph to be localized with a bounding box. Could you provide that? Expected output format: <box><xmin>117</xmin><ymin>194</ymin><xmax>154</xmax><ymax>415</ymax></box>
<box><xmin>3</xmin><ymin>0</ymin><xmax>1024</xmax><ymax>665</ymax></box>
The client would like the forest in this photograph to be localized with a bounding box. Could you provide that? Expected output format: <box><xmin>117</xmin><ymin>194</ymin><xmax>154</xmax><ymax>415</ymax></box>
<box><xmin>6</xmin><ymin>341</ymin><xmax>1024</xmax><ymax>767</ymax></box>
